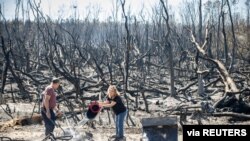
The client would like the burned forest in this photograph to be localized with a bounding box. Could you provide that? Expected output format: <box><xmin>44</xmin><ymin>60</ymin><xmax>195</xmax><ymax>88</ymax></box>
<box><xmin>0</xmin><ymin>0</ymin><xmax>250</xmax><ymax>141</ymax></box>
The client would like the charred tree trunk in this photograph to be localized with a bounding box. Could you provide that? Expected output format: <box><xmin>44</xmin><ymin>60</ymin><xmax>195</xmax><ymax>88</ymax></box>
<box><xmin>226</xmin><ymin>0</ymin><xmax>237</xmax><ymax>71</ymax></box>
<box><xmin>106</xmin><ymin>40</ymin><xmax>113</xmax><ymax>84</ymax></box>
<box><xmin>121</xmin><ymin>0</ymin><xmax>135</xmax><ymax>126</ymax></box>
<box><xmin>1</xmin><ymin>49</ymin><xmax>9</xmax><ymax>94</ymax></box>
<box><xmin>10</xmin><ymin>83</ymin><xmax>16</xmax><ymax>103</ymax></box>
<box><xmin>247</xmin><ymin>0</ymin><xmax>250</xmax><ymax>50</ymax></box>
<box><xmin>141</xmin><ymin>90</ymin><xmax>149</xmax><ymax>113</ymax></box>
<box><xmin>207</xmin><ymin>32</ymin><xmax>213</xmax><ymax>58</ymax></box>
<box><xmin>221</xmin><ymin>12</ymin><xmax>229</xmax><ymax>66</ymax></box>
<box><xmin>1</xmin><ymin>37</ymin><xmax>9</xmax><ymax>93</ymax></box>
<box><xmin>169</xmin><ymin>43</ymin><xmax>176</xmax><ymax>97</ymax></box>
<box><xmin>198</xmin><ymin>72</ymin><xmax>205</xmax><ymax>96</ymax></box>
<box><xmin>160</xmin><ymin>0</ymin><xmax>175</xmax><ymax>97</ymax></box>
<box><xmin>197</xmin><ymin>0</ymin><xmax>205</xmax><ymax>97</ymax></box>
<box><xmin>198</xmin><ymin>0</ymin><xmax>203</xmax><ymax>43</ymax></box>
<box><xmin>216</xmin><ymin>3</ymin><xmax>222</xmax><ymax>59</ymax></box>
<box><xmin>25</xmin><ymin>52</ymin><xmax>31</xmax><ymax>73</ymax></box>
<box><xmin>35</xmin><ymin>1</ymin><xmax>41</xmax><ymax>71</ymax></box>
<box><xmin>121</xmin><ymin>0</ymin><xmax>130</xmax><ymax>92</ymax></box>
<box><xmin>145</xmin><ymin>22</ymin><xmax>151</xmax><ymax>75</ymax></box>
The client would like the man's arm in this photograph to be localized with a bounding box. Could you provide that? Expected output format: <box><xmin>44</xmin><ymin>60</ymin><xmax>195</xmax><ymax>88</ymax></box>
<box><xmin>44</xmin><ymin>94</ymin><xmax>51</xmax><ymax>118</ymax></box>
<box><xmin>53</xmin><ymin>103</ymin><xmax>59</xmax><ymax>111</ymax></box>
<box><xmin>54</xmin><ymin>103</ymin><xmax>62</xmax><ymax>117</ymax></box>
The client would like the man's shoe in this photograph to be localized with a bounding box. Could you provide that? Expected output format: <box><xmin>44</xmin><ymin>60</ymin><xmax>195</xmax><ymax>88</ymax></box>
<box><xmin>115</xmin><ymin>136</ymin><xmax>126</xmax><ymax>141</ymax></box>
<box><xmin>110</xmin><ymin>135</ymin><xmax>117</xmax><ymax>138</ymax></box>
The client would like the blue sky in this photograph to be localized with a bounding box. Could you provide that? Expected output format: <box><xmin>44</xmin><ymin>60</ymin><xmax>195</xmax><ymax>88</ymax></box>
<box><xmin>0</xmin><ymin>0</ymin><xmax>247</xmax><ymax>22</ymax></box>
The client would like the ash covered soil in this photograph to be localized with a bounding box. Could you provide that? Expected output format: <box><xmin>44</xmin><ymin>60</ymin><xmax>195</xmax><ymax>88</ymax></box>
<box><xmin>1</xmin><ymin>97</ymin><xmax>250</xmax><ymax>141</ymax></box>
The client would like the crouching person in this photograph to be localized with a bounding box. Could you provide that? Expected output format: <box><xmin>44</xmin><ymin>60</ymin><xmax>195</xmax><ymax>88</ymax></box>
<box><xmin>98</xmin><ymin>85</ymin><xmax>127</xmax><ymax>141</ymax></box>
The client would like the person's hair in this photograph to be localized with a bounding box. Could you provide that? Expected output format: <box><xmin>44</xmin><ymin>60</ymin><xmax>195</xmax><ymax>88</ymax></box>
<box><xmin>52</xmin><ymin>78</ymin><xmax>60</xmax><ymax>84</ymax></box>
<box><xmin>107</xmin><ymin>85</ymin><xmax>120</xmax><ymax>98</ymax></box>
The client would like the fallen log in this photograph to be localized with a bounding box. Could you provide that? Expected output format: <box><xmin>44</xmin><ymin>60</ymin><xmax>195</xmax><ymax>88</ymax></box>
<box><xmin>177</xmin><ymin>80</ymin><xmax>198</xmax><ymax>94</ymax></box>
<box><xmin>0</xmin><ymin>113</ymin><xmax>42</xmax><ymax>131</ymax></box>
<box><xmin>212</xmin><ymin>112</ymin><xmax>250</xmax><ymax>120</ymax></box>
<box><xmin>0</xmin><ymin>109</ymin><xmax>84</xmax><ymax>132</ymax></box>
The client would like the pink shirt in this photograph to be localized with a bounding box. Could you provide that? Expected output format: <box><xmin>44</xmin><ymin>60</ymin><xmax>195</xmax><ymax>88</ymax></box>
<box><xmin>43</xmin><ymin>86</ymin><xmax>57</xmax><ymax>109</ymax></box>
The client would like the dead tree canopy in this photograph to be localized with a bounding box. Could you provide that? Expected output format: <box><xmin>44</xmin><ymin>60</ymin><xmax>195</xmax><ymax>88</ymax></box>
<box><xmin>190</xmin><ymin>27</ymin><xmax>239</xmax><ymax>94</ymax></box>
<box><xmin>189</xmin><ymin>24</ymin><xmax>250</xmax><ymax>114</ymax></box>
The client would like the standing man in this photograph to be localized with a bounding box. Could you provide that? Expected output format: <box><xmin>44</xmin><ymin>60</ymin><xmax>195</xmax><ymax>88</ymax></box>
<box><xmin>41</xmin><ymin>78</ymin><xmax>62</xmax><ymax>137</ymax></box>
